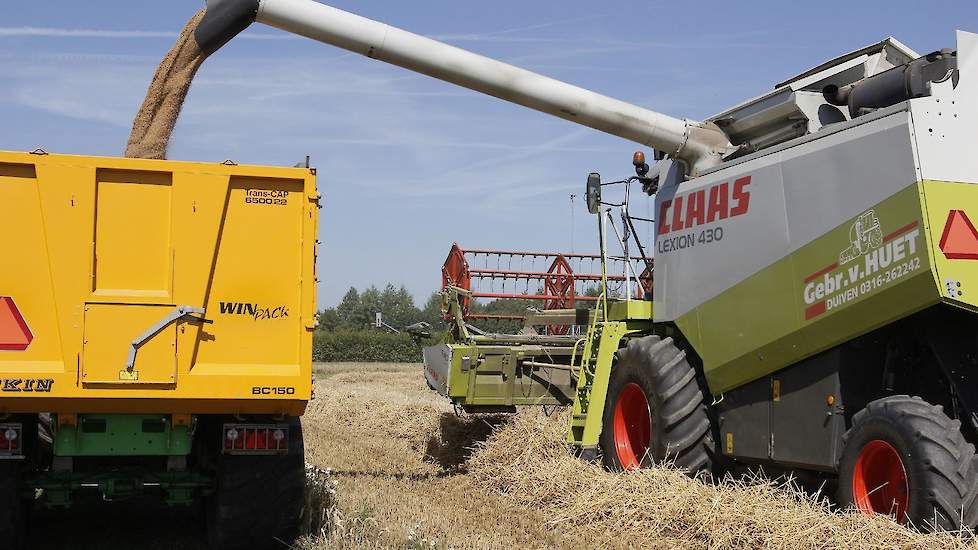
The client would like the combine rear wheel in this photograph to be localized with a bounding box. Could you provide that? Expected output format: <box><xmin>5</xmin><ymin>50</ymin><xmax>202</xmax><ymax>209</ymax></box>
<box><xmin>837</xmin><ymin>395</ymin><xmax>978</xmax><ymax>531</ymax></box>
<box><xmin>599</xmin><ymin>335</ymin><xmax>714</xmax><ymax>474</ymax></box>
<box><xmin>206</xmin><ymin>417</ymin><xmax>306</xmax><ymax>550</ymax></box>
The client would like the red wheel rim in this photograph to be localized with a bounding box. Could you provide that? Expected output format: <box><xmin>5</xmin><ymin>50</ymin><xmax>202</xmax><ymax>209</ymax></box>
<box><xmin>613</xmin><ymin>382</ymin><xmax>651</xmax><ymax>470</ymax></box>
<box><xmin>851</xmin><ymin>439</ymin><xmax>909</xmax><ymax>523</ymax></box>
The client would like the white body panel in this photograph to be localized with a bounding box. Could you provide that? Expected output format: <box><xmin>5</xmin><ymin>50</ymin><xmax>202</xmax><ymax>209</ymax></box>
<box><xmin>912</xmin><ymin>31</ymin><xmax>978</xmax><ymax>183</ymax></box>
<box><xmin>423</xmin><ymin>344</ymin><xmax>451</xmax><ymax>397</ymax></box>
<box><xmin>654</xmin><ymin>109</ymin><xmax>919</xmax><ymax>321</ymax></box>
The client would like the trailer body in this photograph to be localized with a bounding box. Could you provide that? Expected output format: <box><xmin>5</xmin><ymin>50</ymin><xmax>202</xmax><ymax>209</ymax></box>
<box><xmin>0</xmin><ymin>152</ymin><xmax>317</xmax><ymax>416</ymax></box>
<box><xmin>0</xmin><ymin>152</ymin><xmax>317</xmax><ymax>545</ymax></box>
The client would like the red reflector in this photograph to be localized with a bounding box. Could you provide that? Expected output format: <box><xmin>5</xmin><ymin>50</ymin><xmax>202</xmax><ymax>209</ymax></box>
<box><xmin>0</xmin><ymin>425</ymin><xmax>19</xmax><ymax>453</ymax></box>
<box><xmin>939</xmin><ymin>210</ymin><xmax>978</xmax><ymax>260</ymax></box>
<box><xmin>0</xmin><ymin>297</ymin><xmax>33</xmax><ymax>351</ymax></box>
<box><xmin>221</xmin><ymin>424</ymin><xmax>288</xmax><ymax>454</ymax></box>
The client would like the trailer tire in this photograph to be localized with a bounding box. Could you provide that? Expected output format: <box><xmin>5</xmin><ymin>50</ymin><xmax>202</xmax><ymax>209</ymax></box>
<box><xmin>0</xmin><ymin>461</ymin><xmax>24</xmax><ymax>550</ymax></box>
<box><xmin>206</xmin><ymin>417</ymin><xmax>306</xmax><ymax>550</ymax></box>
<box><xmin>837</xmin><ymin>395</ymin><xmax>978</xmax><ymax>531</ymax></box>
<box><xmin>599</xmin><ymin>335</ymin><xmax>714</xmax><ymax>474</ymax></box>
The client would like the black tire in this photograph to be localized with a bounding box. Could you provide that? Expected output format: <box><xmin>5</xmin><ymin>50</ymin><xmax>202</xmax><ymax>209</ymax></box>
<box><xmin>207</xmin><ymin>417</ymin><xmax>306</xmax><ymax>550</ymax></box>
<box><xmin>0</xmin><ymin>460</ymin><xmax>24</xmax><ymax>550</ymax></box>
<box><xmin>837</xmin><ymin>395</ymin><xmax>978</xmax><ymax>531</ymax></box>
<box><xmin>599</xmin><ymin>335</ymin><xmax>714</xmax><ymax>474</ymax></box>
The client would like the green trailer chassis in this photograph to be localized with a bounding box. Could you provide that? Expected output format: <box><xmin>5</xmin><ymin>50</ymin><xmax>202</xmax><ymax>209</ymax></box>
<box><xmin>29</xmin><ymin>468</ymin><xmax>212</xmax><ymax>508</ymax></box>
<box><xmin>53</xmin><ymin>414</ymin><xmax>192</xmax><ymax>457</ymax></box>
<box><xmin>23</xmin><ymin>413</ymin><xmax>211</xmax><ymax>508</ymax></box>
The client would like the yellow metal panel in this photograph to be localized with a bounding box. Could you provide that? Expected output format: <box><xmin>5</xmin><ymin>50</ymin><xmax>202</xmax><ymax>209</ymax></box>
<box><xmin>921</xmin><ymin>180</ymin><xmax>978</xmax><ymax>311</ymax></box>
<box><xmin>0</xmin><ymin>162</ymin><xmax>63</xmax><ymax>374</ymax></box>
<box><xmin>607</xmin><ymin>299</ymin><xmax>652</xmax><ymax>321</ymax></box>
<box><xmin>93</xmin><ymin>170</ymin><xmax>173</xmax><ymax>297</ymax></box>
<box><xmin>169</xmin><ymin>170</ymin><xmax>233</xmax><ymax>305</ymax></box>
<box><xmin>82</xmin><ymin>304</ymin><xmax>177</xmax><ymax>385</ymax></box>
<box><xmin>196</xmin><ymin>176</ymin><xmax>305</xmax><ymax>370</ymax></box>
<box><xmin>34</xmin><ymin>162</ymin><xmax>97</xmax><ymax>374</ymax></box>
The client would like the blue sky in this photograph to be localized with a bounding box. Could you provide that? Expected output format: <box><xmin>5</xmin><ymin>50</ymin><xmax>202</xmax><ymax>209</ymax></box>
<box><xmin>3</xmin><ymin>1</ymin><xmax>976</xmax><ymax>308</ymax></box>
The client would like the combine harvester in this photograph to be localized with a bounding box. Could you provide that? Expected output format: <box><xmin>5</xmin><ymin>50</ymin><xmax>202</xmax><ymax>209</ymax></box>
<box><xmin>0</xmin><ymin>0</ymin><xmax>975</xmax><ymax>546</ymax></box>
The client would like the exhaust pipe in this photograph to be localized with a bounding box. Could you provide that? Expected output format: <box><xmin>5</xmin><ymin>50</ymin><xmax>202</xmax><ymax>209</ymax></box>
<box><xmin>196</xmin><ymin>0</ymin><xmax>732</xmax><ymax>175</ymax></box>
<box><xmin>823</xmin><ymin>49</ymin><xmax>958</xmax><ymax>118</ymax></box>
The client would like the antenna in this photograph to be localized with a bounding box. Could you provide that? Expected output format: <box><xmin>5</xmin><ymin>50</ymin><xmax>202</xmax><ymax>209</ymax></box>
<box><xmin>570</xmin><ymin>193</ymin><xmax>576</xmax><ymax>253</ymax></box>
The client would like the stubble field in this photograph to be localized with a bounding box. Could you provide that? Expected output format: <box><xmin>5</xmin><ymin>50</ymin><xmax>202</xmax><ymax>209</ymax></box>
<box><xmin>30</xmin><ymin>362</ymin><xmax>978</xmax><ymax>549</ymax></box>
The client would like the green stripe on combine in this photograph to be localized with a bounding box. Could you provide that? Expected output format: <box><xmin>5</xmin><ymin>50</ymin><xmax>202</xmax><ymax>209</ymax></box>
<box><xmin>679</xmin><ymin>183</ymin><xmax>940</xmax><ymax>395</ymax></box>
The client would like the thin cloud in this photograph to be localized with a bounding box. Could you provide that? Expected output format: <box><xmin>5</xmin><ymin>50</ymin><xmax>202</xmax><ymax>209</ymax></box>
<box><xmin>0</xmin><ymin>26</ymin><xmax>291</xmax><ymax>40</ymax></box>
<box><xmin>434</xmin><ymin>35</ymin><xmax>583</xmax><ymax>45</ymax></box>
<box><xmin>274</xmin><ymin>136</ymin><xmax>622</xmax><ymax>154</ymax></box>
<box><xmin>433</xmin><ymin>12</ymin><xmax>615</xmax><ymax>42</ymax></box>
<box><xmin>393</xmin><ymin>127</ymin><xmax>600</xmax><ymax>198</ymax></box>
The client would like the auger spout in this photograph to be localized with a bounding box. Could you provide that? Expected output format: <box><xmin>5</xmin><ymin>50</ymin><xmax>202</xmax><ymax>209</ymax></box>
<box><xmin>195</xmin><ymin>0</ymin><xmax>733</xmax><ymax>174</ymax></box>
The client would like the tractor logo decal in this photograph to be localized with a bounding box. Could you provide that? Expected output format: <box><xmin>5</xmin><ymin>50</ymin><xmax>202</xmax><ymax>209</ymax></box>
<box><xmin>839</xmin><ymin>210</ymin><xmax>883</xmax><ymax>265</ymax></box>
<box><xmin>802</xmin><ymin>211</ymin><xmax>922</xmax><ymax>321</ymax></box>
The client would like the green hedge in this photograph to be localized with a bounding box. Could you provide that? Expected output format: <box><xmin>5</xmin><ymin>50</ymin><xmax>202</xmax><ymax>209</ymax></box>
<box><xmin>313</xmin><ymin>330</ymin><xmax>422</xmax><ymax>363</ymax></box>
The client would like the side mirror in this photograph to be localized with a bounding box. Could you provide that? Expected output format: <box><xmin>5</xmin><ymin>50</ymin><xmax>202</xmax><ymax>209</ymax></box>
<box><xmin>586</xmin><ymin>172</ymin><xmax>601</xmax><ymax>214</ymax></box>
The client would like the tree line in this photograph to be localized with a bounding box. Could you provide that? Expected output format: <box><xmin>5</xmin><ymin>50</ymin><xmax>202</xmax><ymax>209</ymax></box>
<box><xmin>312</xmin><ymin>283</ymin><xmax>611</xmax><ymax>362</ymax></box>
<box><xmin>317</xmin><ymin>284</ymin><xmax>442</xmax><ymax>332</ymax></box>
<box><xmin>316</xmin><ymin>282</ymin><xmax>607</xmax><ymax>335</ymax></box>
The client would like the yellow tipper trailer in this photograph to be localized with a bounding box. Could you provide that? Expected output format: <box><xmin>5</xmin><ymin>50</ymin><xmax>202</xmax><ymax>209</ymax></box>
<box><xmin>0</xmin><ymin>150</ymin><xmax>318</xmax><ymax>548</ymax></box>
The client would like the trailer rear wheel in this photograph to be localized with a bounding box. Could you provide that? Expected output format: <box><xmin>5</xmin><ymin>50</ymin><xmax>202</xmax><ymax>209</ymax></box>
<box><xmin>837</xmin><ymin>395</ymin><xmax>978</xmax><ymax>530</ymax></box>
<box><xmin>206</xmin><ymin>417</ymin><xmax>306</xmax><ymax>550</ymax></box>
<box><xmin>0</xmin><ymin>461</ymin><xmax>24</xmax><ymax>549</ymax></box>
<box><xmin>599</xmin><ymin>335</ymin><xmax>714</xmax><ymax>474</ymax></box>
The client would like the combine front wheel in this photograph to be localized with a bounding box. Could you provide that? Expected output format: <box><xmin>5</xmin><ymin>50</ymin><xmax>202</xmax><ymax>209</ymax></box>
<box><xmin>599</xmin><ymin>335</ymin><xmax>714</xmax><ymax>474</ymax></box>
<box><xmin>837</xmin><ymin>395</ymin><xmax>978</xmax><ymax>530</ymax></box>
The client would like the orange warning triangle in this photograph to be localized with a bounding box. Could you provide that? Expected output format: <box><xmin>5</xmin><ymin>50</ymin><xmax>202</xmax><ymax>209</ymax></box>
<box><xmin>940</xmin><ymin>210</ymin><xmax>978</xmax><ymax>260</ymax></box>
<box><xmin>0</xmin><ymin>297</ymin><xmax>32</xmax><ymax>351</ymax></box>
